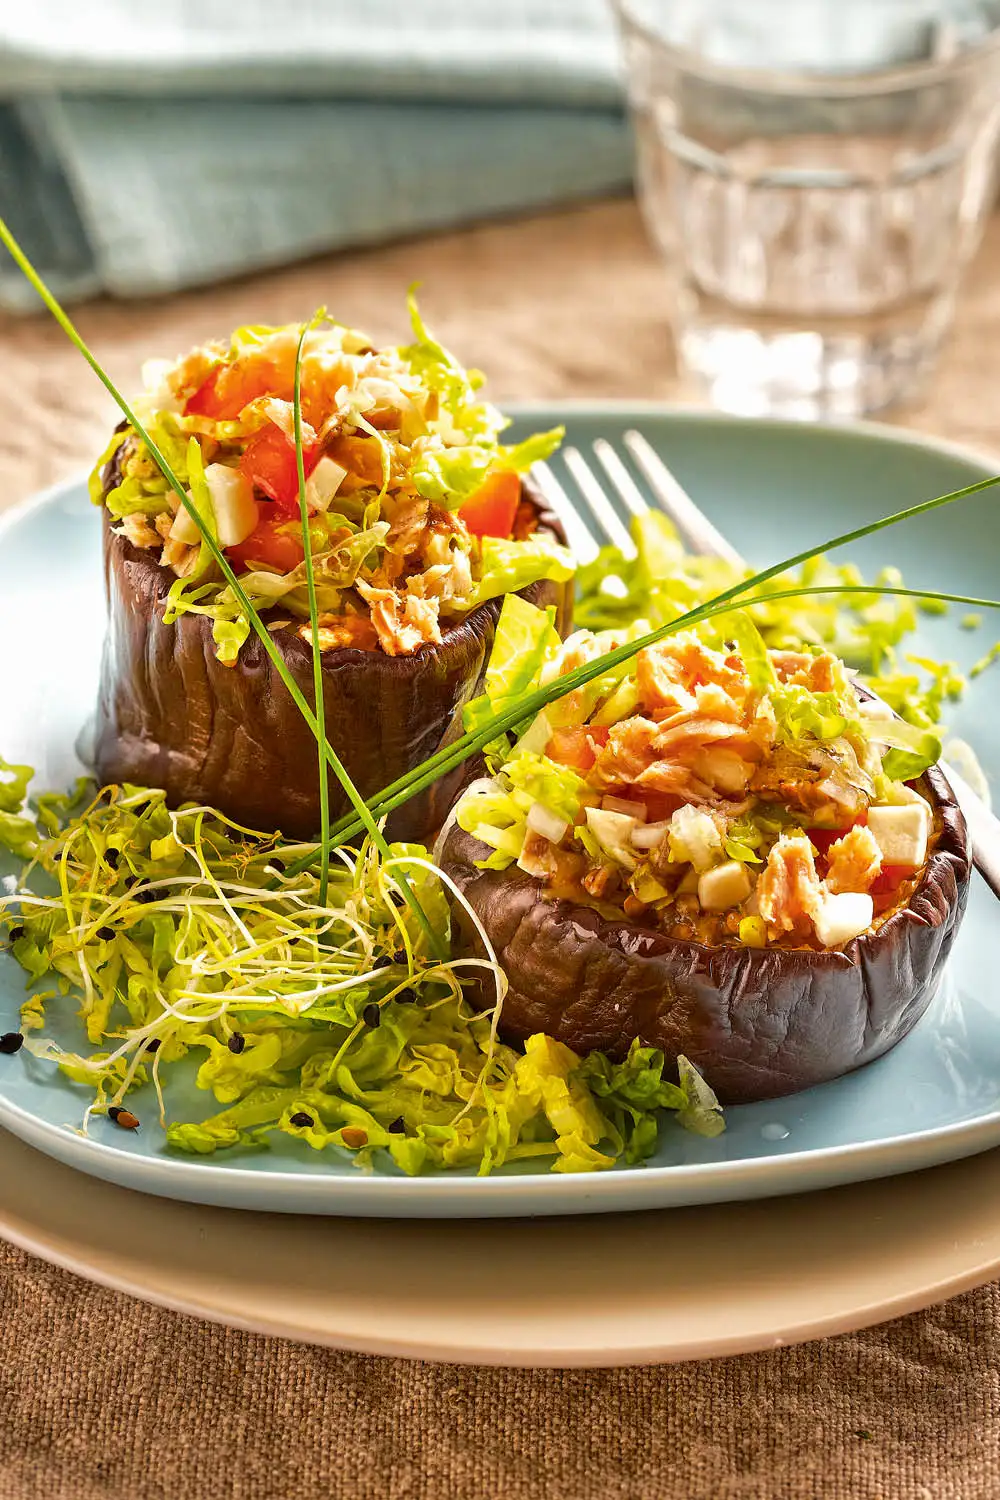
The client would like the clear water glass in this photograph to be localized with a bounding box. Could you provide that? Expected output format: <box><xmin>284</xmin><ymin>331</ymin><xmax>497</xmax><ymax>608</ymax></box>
<box><xmin>614</xmin><ymin>0</ymin><xmax>1000</xmax><ymax>418</ymax></box>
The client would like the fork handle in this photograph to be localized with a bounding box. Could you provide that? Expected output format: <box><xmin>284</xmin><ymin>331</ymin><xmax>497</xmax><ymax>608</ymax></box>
<box><xmin>942</xmin><ymin>763</ymin><xmax>1000</xmax><ymax>902</ymax></box>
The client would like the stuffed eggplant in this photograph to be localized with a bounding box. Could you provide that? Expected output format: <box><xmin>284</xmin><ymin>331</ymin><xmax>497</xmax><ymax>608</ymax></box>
<box><xmin>90</xmin><ymin>302</ymin><xmax>574</xmax><ymax>840</ymax></box>
<box><xmin>441</xmin><ymin>605</ymin><xmax>971</xmax><ymax>1104</ymax></box>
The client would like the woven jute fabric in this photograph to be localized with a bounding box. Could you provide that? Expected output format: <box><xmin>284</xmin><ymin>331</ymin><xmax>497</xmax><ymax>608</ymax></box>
<box><xmin>1</xmin><ymin>199</ymin><xmax>999</xmax><ymax>1500</ymax></box>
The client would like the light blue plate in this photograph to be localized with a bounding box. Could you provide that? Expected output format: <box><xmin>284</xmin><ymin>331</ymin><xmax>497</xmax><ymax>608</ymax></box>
<box><xmin>1</xmin><ymin>406</ymin><xmax>998</xmax><ymax>1219</ymax></box>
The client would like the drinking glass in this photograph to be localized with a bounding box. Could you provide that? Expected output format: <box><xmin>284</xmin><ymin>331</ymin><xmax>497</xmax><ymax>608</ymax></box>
<box><xmin>613</xmin><ymin>0</ymin><xmax>1000</xmax><ymax>418</ymax></box>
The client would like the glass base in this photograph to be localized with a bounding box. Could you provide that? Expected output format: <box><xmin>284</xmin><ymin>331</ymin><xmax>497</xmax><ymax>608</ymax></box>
<box><xmin>676</xmin><ymin>299</ymin><xmax>954</xmax><ymax>420</ymax></box>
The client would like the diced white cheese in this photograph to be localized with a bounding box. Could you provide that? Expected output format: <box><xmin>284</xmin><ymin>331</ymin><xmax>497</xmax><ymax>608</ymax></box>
<box><xmin>585</xmin><ymin>807</ymin><xmax>639</xmax><ymax>869</ymax></box>
<box><xmin>814</xmin><ymin>892</ymin><xmax>874</xmax><ymax>948</ymax></box>
<box><xmin>667</xmin><ymin>806</ymin><xmax>723</xmax><ymax>872</ymax></box>
<box><xmin>526</xmin><ymin>802</ymin><xmax>569</xmax><ymax>844</ymax></box>
<box><xmin>697</xmin><ymin>860</ymin><xmax>753</xmax><ymax>913</ymax></box>
<box><xmin>631</xmin><ymin>820</ymin><xmax>669</xmax><ymax>850</ymax></box>
<box><xmin>305</xmin><ymin>457</ymin><xmax>348</xmax><ymax>513</ymax></box>
<box><xmin>601</xmin><ymin>795</ymin><xmax>647</xmax><ymax>821</ymax></box>
<box><xmin>866</xmin><ymin>803</ymin><xmax>930</xmax><ymax>869</ymax></box>
<box><xmin>514</xmin><ymin>710</ymin><xmax>555</xmax><ymax>758</ymax></box>
<box><xmin>169</xmin><ymin>494</ymin><xmax>202</xmax><ymax>545</ymax></box>
<box><xmin>205</xmin><ymin>464</ymin><xmax>259</xmax><ymax>547</ymax></box>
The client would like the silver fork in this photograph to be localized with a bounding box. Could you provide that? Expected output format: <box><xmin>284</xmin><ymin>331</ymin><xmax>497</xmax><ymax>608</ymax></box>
<box><xmin>533</xmin><ymin>431</ymin><xmax>1000</xmax><ymax>902</ymax></box>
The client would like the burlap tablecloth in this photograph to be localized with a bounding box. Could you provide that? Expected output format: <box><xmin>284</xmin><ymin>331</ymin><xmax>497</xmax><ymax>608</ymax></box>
<box><xmin>2</xmin><ymin>199</ymin><xmax>999</xmax><ymax>1500</ymax></box>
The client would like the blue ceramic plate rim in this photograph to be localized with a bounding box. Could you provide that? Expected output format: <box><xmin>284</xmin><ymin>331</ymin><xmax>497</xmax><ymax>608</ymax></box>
<box><xmin>0</xmin><ymin>403</ymin><xmax>998</xmax><ymax>1220</ymax></box>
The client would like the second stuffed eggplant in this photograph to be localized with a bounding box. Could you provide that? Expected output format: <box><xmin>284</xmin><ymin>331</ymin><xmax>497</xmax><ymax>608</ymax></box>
<box><xmin>441</xmin><ymin>606</ymin><xmax>971</xmax><ymax>1103</ymax></box>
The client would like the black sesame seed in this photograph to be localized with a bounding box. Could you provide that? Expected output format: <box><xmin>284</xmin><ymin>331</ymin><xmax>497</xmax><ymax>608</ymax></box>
<box><xmin>7</xmin><ymin>926</ymin><xmax>25</xmax><ymax>944</ymax></box>
<box><xmin>388</xmin><ymin>892</ymin><xmax>405</xmax><ymax>907</ymax></box>
<box><xmin>103</xmin><ymin>848</ymin><xmax>121</xmax><ymax>869</ymax></box>
<box><xmin>373</xmin><ymin>955</ymin><xmax>392</xmax><ymax>969</ymax></box>
<box><xmin>97</xmin><ymin>926</ymin><xmax>116</xmax><ymax>942</ymax></box>
<box><xmin>123</xmin><ymin>874</ymin><xmax>141</xmax><ymax>890</ymax></box>
<box><xmin>388</xmin><ymin>1116</ymin><xmax>406</xmax><ymax>1135</ymax></box>
<box><xmin>107</xmin><ymin>1105</ymin><xmax>123</xmax><ymax>1122</ymax></box>
<box><xmin>269</xmin><ymin>858</ymin><xmax>286</xmax><ymax>874</ymax></box>
<box><xmin>0</xmin><ymin>1032</ymin><xmax>24</xmax><ymax>1055</ymax></box>
<box><xmin>396</xmin><ymin>988</ymin><xmax>418</xmax><ymax>1005</ymax></box>
<box><xmin>227</xmin><ymin>1033</ymin><xmax>246</xmax><ymax>1055</ymax></box>
<box><xmin>145</xmin><ymin>1038</ymin><xmax>162</xmax><ymax>1054</ymax></box>
<box><xmin>289</xmin><ymin>1111</ymin><xmax>314</xmax><ymax>1129</ymax></box>
<box><xmin>131</xmin><ymin>887</ymin><xmax>156</xmax><ymax>904</ymax></box>
<box><xmin>362</xmin><ymin>1002</ymin><xmax>381</xmax><ymax>1028</ymax></box>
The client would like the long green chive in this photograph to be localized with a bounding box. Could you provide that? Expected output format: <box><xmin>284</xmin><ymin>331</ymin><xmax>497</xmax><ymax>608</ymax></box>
<box><xmin>289</xmin><ymin>465</ymin><xmax>998</xmax><ymax>865</ymax></box>
<box><xmin>281</xmin><ymin>576</ymin><xmax>1000</xmax><ymax>873</ymax></box>
<box><xmin>0</xmin><ymin>218</ymin><xmax>445</xmax><ymax>957</ymax></box>
<box><xmin>293</xmin><ymin>313</ymin><xmax>331</xmax><ymax>907</ymax></box>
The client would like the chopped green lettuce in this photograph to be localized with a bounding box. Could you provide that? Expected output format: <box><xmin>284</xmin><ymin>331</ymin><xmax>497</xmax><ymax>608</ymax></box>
<box><xmin>574</xmin><ymin>509</ymin><xmax>974</xmax><ymax>734</ymax></box>
<box><xmin>465</xmin><ymin>535</ymin><xmax>575</xmax><ymax>609</ymax></box>
<box><xmin>0</xmin><ymin>771</ymin><xmax>722</xmax><ymax>1176</ymax></box>
<box><xmin>456</xmin><ymin>752</ymin><xmax>587</xmax><ymax>871</ymax></box>
<box><xmin>0</xmin><ymin>755</ymin><xmax>32</xmax><ymax>815</ymax></box>
<box><xmin>463</xmin><ymin>595</ymin><xmax>560</xmax><ymax>736</ymax></box>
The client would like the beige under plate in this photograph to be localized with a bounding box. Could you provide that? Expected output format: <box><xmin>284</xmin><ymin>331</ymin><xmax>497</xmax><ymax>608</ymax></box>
<box><xmin>3</xmin><ymin>1126</ymin><xmax>1000</xmax><ymax>1366</ymax></box>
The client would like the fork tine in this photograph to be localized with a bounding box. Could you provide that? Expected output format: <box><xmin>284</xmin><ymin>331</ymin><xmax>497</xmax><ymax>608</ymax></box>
<box><xmin>563</xmin><ymin>447</ymin><xmax>638</xmax><ymax>560</ymax></box>
<box><xmin>592</xmin><ymin>439</ymin><xmax>649</xmax><ymax>519</ymax></box>
<box><xmin>623</xmin><ymin>429</ymin><xmax>745</xmax><ymax>568</ymax></box>
<box><xmin>531</xmin><ymin>460</ymin><xmax>601</xmax><ymax>566</ymax></box>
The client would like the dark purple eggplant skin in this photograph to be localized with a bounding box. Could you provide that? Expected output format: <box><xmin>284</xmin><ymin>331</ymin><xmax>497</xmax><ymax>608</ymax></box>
<box><xmin>441</xmin><ymin>765</ymin><xmax>971</xmax><ymax>1104</ymax></box>
<box><xmin>93</xmin><ymin>457</ymin><xmax>571</xmax><ymax>842</ymax></box>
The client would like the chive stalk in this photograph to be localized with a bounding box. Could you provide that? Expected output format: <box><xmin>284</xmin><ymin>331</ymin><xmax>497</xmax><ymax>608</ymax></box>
<box><xmin>0</xmin><ymin>217</ymin><xmax>445</xmax><ymax>957</ymax></box>
<box><xmin>281</xmin><ymin>579</ymin><xmax>1000</xmax><ymax>872</ymax></box>
<box><xmin>293</xmin><ymin>315</ymin><xmax>331</xmax><ymax>907</ymax></box>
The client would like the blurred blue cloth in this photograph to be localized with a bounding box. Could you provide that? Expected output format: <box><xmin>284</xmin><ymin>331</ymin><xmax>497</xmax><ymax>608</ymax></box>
<box><xmin>0</xmin><ymin>1</ymin><xmax>631</xmax><ymax>310</ymax></box>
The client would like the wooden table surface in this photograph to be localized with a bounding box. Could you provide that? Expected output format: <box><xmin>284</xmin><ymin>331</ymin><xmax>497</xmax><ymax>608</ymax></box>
<box><xmin>2</xmin><ymin>197</ymin><xmax>999</xmax><ymax>508</ymax></box>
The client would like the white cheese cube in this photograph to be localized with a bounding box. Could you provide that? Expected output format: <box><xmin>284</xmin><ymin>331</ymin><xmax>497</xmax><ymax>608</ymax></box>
<box><xmin>814</xmin><ymin>892</ymin><xmax>874</xmax><ymax>948</ymax></box>
<box><xmin>632</xmin><ymin>820</ymin><xmax>669</xmax><ymax>850</ymax></box>
<box><xmin>526</xmin><ymin>801</ymin><xmax>569</xmax><ymax>845</ymax></box>
<box><xmin>667</xmin><ymin>806</ymin><xmax>723</xmax><ymax>872</ymax></box>
<box><xmin>205</xmin><ymin>464</ymin><xmax>259</xmax><ymax>547</ymax></box>
<box><xmin>305</xmin><ymin>457</ymin><xmax>349</xmax><ymax>512</ymax></box>
<box><xmin>169</xmin><ymin>494</ymin><xmax>202</xmax><ymax>545</ymax></box>
<box><xmin>697</xmin><ymin>860</ymin><xmax>753</xmax><ymax>913</ymax></box>
<box><xmin>585</xmin><ymin>807</ymin><xmax>639</xmax><ymax>869</ymax></box>
<box><xmin>866</xmin><ymin>804</ymin><xmax>930</xmax><ymax>869</ymax></box>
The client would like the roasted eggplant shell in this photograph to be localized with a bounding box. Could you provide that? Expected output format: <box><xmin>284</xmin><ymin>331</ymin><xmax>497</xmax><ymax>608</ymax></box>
<box><xmin>93</xmin><ymin>459</ymin><xmax>571</xmax><ymax>842</ymax></box>
<box><xmin>440</xmin><ymin>765</ymin><xmax>972</xmax><ymax>1104</ymax></box>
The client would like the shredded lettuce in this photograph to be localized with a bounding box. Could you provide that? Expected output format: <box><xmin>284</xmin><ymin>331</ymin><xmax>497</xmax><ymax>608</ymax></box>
<box><xmin>96</xmin><ymin>418</ymin><xmax>191</xmax><ymax>519</ymax></box>
<box><xmin>575</xmin><ymin>509</ymin><xmax>973</xmax><ymax>733</ymax></box>
<box><xmin>463</xmin><ymin>594</ymin><xmax>561</xmax><ymax>736</ymax></box>
<box><xmin>162</xmin><ymin>518</ymin><xmax>391</xmax><ymax>666</ymax></box>
<box><xmin>456</xmin><ymin>752</ymin><xmax>587</xmax><ymax>871</ymax></box>
<box><xmin>0</xmin><ymin>755</ymin><xmax>32</xmax><ymax>814</ymax></box>
<box><xmin>0</xmin><ymin>770</ymin><xmax>723</xmax><ymax>1175</ymax></box>
<box><xmin>465</xmin><ymin>535</ymin><xmax>575</xmax><ymax>609</ymax></box>
<box><xmin>874</xmin><ymin>720</ymin><xmax>944</xmax><ymax>781</ymax></box>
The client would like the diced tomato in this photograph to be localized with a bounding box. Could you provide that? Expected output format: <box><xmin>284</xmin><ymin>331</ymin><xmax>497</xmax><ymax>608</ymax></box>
<box><xmin>226</xmin><ymin>516</ymin><xmax>305</xmax><ymax>574</ymax></box>
<box><xmin>545</xmin><ymin>725</ymin><xmax>609</xmax><ymax>772</ymax></box>
<box><xmin>458</xmin><ymin>470</ymin><xmax>521</xmax><ymax>539</ymax></box>
<box><xmin>185</xmin><ymin>359</ymin><xmax>286</xmax><ymax>421</ymax></box>
<box><xmin>807</xmin><ymin>810</ymin><xmax>868</xmax><ymax>855</ymax></box>
<box><xmin>870</xmin><ymin>864</ymin><xmax>911</xmax><ymax>897</ymax></box>
<box><xmin>239</xmin><ymin>426</ymin><xmax>319</xmax><ymax>515</ymax></box>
